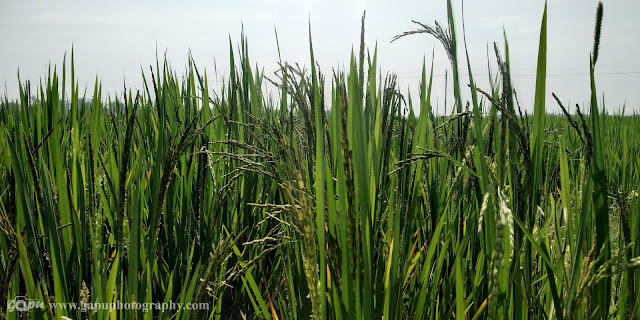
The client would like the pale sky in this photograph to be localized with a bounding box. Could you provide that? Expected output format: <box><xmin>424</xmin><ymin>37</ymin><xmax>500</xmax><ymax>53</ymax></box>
<box><xmin>1</xmin><ymin>1</ymin><xmax>639</xmax><ymax>114</ymax></box>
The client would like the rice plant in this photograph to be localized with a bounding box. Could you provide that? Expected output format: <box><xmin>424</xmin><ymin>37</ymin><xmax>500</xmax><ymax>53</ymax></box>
<box><xmin>1</xmin><ymin>1</ymin><xmax>639</xmax><ymax>319</ymax></box>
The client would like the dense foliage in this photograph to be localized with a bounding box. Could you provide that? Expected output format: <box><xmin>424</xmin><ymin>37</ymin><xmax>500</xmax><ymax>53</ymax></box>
<box><xmin>1</xmin><ymin>2</ymin><xmax>639</xmax><ymax>319</ymax></box>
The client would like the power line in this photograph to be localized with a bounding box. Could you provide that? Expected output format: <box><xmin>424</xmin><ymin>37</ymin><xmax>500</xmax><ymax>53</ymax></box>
<box><xmin>392</xmin><ymin>65</ymin><xmax>640</xmax><ymax>73</ymax></box>
<box><xmin>397</xmin><ymin>71</ymin><xmax>640</xmax><ymax>79</ymax></box>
